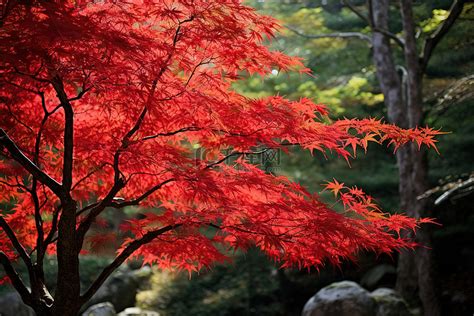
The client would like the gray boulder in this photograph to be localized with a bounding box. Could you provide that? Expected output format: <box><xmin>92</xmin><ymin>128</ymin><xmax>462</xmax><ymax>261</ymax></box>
<box><xmin>369</xmin><ymin>288</ymin><xmax>412</xmax><ymax>316</ymax></box>
<box><xmin>302</xmin><ymin>282</ymin><xmax>413</xmax><ymax>316</ymax></box>
<box><xmin>82</xmin><ymin>266</ymin><xmax>153</xmax><ymax>313</ymax></box>
<box><xmin>302</xmin><ymin>281</ymin><xmax>376</xmax><ymax>316</ymax></box>
<box><xmin>0</xmin><ymin>291</ymin><xmax>35</xmax><ymax>316</ymax></box>
<box><xmin>82</xmin><ymin>302</ymin><xmax>116</xmax><ymax>316</ymax></box>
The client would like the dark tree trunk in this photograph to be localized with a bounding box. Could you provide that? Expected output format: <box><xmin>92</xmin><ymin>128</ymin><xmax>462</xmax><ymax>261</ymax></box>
<box><xmin>52</xmin><ymin>198</ymin><xmax>81</xmax><ymax>316</ymax></box>
<box><xmin>30</xmin><ymin>304</ymin><xmax>79</xmax><ymax>316</ymax></box>
<box><xmin>399</xmin><ymin>2</ymin><xmax>441</xmax><ymax>315</ymax></box>
<box><xmin>372</xmin><ymin>1</ymin><xmax>440</xmax><ymax>315</ymax></box>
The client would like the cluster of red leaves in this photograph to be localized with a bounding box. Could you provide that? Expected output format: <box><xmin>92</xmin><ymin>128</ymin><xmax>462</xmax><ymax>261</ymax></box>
<box><xmin>0</xmin><ymin>1</ymin><xmax>442</xmax><ymax>274</ymax></box>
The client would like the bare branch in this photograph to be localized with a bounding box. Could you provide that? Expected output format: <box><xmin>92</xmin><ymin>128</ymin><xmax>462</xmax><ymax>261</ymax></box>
<box><xmin>141</xmin><ymin>127</ymin><xmax>200</xmax><ymax>141</ymax></box>
<box><xmin>30</xmin><ymin>91</ymin><xmax>56</xmax><ymax>263</ymax></box>
<box><xmin>0</xmin><ymin>178</ymin><xmax>29</xmax><ymax>191</ymax></box>
<box><xmin>75</xmin><ymin>83</ymin><xmax>158</xmax><ymax>241</ymax></box>
<box><xmin>4</xmin><ymin>102</ymin><xmax>35</xmax><ymax>135</ymax></box>
<box><xmin>30</xmin><ymin>180</ymin><xmax>44</xmax><ymax>265</ymax></box>
<box><xmin>43</xmin><ymin>205</ymin><xmax>61</xmax><ymax>250</ymax></box>
<box><xmin>2</xmin><ymin>79</ymin><xmax>41</xmax><ymax>96</ymax></box>
<box><xmin>427</xmin><ymin>75</ymin><xmax>474</xmax><ymax>117</ymax></box>
<box><xmin>0</xmin><ymin>252</ymin><xmax>32</xmax><ymax>305</ymax></box>
<box><xmin>75</xmin><ymin>178</ymin><xmax>125</xmax><ymax>246</ymax></box>
<box><xmin>204</xmin><ymin>149</ymin><xmax>269</xmax><ymax>170</ymax></box>
<box><xmin>373</xmin><ymin>27</ymin><xmax>405</xmax><ymax>48</ymax></box>
<box><xmin>342</xmin><ymin>0</ymin><xmax>405</xmax><ymax>48</ymax></box>
<box><xmin>80</xmin><ymin>224</ymin><xmax>181</xmax><ymax>304</ymax></box>
<box><xmin>71</xmin><ymin>163</ymin><xmax>108</xmax><ymax>191</ymax></box>
<box><xmin>75</xmin><ymin>202</ymin><xmax>100</xmax><ymax>217</ymax></box>
<box><xmin>0</xmin><ymin>216</ymin><xmax>37</xmax><ymax>290</ymax></box>
<box><xmin>343</xmin><ymin>0</ymin><xmax>371</xmax><ymax>24</ymax></box>
<box><xmin>51</xmin><ymin>77</ymin><xmax>74</xmax><ymax>194</ymax></box>
<box><xmin>156</xmin><ymin>58</ymin><xmax>212</xmax><ymax>102</ymax></box>
<box><xmin>110</xmin><ymin>178</ymin><xmax>176</xmax><ymax>208</ymax></box>
<box><xmin>0</xmin><ymin>0</ymin><xmax>15</xmax><ymax>27</ymax></box>
<box><xmin>434</xmin><ymin>176</ymin><xmax>474</xmax><ymax>205</ymax></box>
<box><xmin>67</xmin><ymin>71</ymin><xmax>92</xmax><ymax>102</ymax></box>
<box><xmin>420</xmin><ymin>0</ymin><xmax>468</xmax><ymax>71</ymax></box>
<box><xmin>419</xmin><ymin>173</ymin><xmax>474</xmax><ymax>205</ymax></box>
<box><xmin>0</xmin><ymin>129</ymin><xmax>63</xmax><ymax>196</ymax></box>
<box><xmin>286</xmin><ymin>25</ymin><xmax>372</xmax><ymax>44</ymax></box>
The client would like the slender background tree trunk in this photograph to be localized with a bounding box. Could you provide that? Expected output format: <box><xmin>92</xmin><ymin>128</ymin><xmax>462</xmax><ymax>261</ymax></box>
<box><xmin>399</xmin><ymin>1</ymin><xmax>441</xmax><ymax>315</ymax></box>
<box><xmin>372</xmin><ymin>1</ymin><xmax>441</xmax><ymax>315</ymax></box>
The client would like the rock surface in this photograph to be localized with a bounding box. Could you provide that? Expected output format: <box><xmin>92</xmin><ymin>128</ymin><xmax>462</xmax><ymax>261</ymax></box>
<box><xmin>0</xmin><ymin>291</ymin><xmax>35</xmax><ymax>316</ymax></box>
<box><xmin>302</xmin><ymin>281</ymin><xmax>412</xmax><ymax>316</ymax></box>
<box><xmin>82</xmin><ymin>266</ymin><xmax>153</xmax><ymax>313</ymax></box>
<box><xmin>82</xmin><ymin>302</ymin><xmax>116</xmax><ymax>316</ymax></box>
<box><xmin>302</xmin><ymin>281</ymin><xmax>376</xmax><ymax>316</ymax></box>
<box><xmin>117</xmin><ymin>307</ymin><xmax>160</xmax><ymax>316</ymax></box>
<box><xmin>369</xmin><ymin>288</ymin><xmax>411</xmax><ymax>316</ymax></box>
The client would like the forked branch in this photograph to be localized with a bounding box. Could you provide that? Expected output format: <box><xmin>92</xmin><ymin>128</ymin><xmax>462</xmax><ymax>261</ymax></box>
<box><xmin>340</xmin><ymin>0</ymin><xmax>405</xmax><ymax>48</ymax></box>
<box><xmin>76</xmin><ymin>18</ymin><xmax>194</xmax><ymax>244</ymax></box>
<box><xmin>420</xmin><ymin>0</ymin><xmax>468</xmax><ymax>71</ymax></box>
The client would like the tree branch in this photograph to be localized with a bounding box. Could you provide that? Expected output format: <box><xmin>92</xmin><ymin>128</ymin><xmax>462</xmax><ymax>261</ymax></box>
<box><xmin>76</xmin><ymin>19</ymin><xmax>194</xmax><ymax>246</ymax></box>
<box><xmin>0</xmin><ymin>252</ymin><xmax>32</xmax><ymax>306</ymax></box>
<box><xmin>75</xmin><ymin>202</ymin><xmax>99</xmax><ymax>218</ymax></box>
<box><xmin>204</xmin><ymin>149</ymin><xmax>269</xmax><ymax>170</ymax></box>
<box><xmin>373</xmin><ymin>27</ymin><xmax>405</xmax><ymax>48</ymax></box>
<box><xmin>0</xmin><ymin>178</ymin><xmax>29</xmax><ymax>191</ymax></box>
<box><xmin>286</xmin><ymin>25</ymin><xmax>372</xmax><ymax>44</ymax></box>
<box><xmin>30</xmin><ymin>98</ymin><xmax>53</xmax><ymax>268</ymax></box>
<box><xmin>343</xmin><ymin>0</ymin><xmax>371</xmax><ymax>24</ymax></box>
<box><xmin>156</xmin><ymin>58</ymin><xmax>212</xmax><ymax>102</ymax></box>
<box><xmin>51</xmin><ymin>77</ymin><xmax>74</xmax><ymax>194</ymax></box>
<box><xmin>342</xmin><ymin>0</ymin><xmax>405</xmax><ymax>48</ymax></box>
<box><xmin>141</xmin><ymin>127</ymin><xmax>200</xmax><ymax>141</ymax></box>
<box><xmin>43</xmin><ymin>205</ymin><xmax>61</xmax><ymax>250</ymax></box>
<box><xmin>75</xmin><ymin>178</ymin><xmax>124</xmax><ymax>247</ymax></box>
<box><xmin>80</xmin><ymin>224</ymin><xmax>181</xmax><ymax>304</ymax></box>
<box><xmin>30</xmin><ymin>181</ymin><xmax>44</xmax><ymax>267</ymax></box>
<box><xmin>0</xmin><ymin>216</ymin><xmax>38</xmax><ymax>293</ymax></box>
<box><xmin>0</xmin><ymin>217</ymin><xmax>32</xmax><ymax>268</ymax></box>
<box><xmin>110</xmin><ymin>178</ymin><xmax>176</xmax><ymax>208</ymax></box>
<box><xmin>71</xmin><ymin>163</ymin><xmax>108</xmax><ymax>191</ymax></box>
<box><xmin>0</xmin><ymin>0</ymin><xmax>15</xmax><ymax>27</ymax></box>
<box><xmin>0</xmin><ymin>129</ymin><xmax>63</xmax><ymax>196</ymax></box>
<box><xmin>420</xmin><ymin>0</ymin><xmax>467</xmax><ymax>71</ymax></box>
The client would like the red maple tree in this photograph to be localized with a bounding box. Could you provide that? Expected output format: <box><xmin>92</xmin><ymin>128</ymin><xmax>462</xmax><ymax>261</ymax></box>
<box><xmin>0</xmin><ymin>1</ymin><xmax>441</xmax><ymax>315</ymax></box>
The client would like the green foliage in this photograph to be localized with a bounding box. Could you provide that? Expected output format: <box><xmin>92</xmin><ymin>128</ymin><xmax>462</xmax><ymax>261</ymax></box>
<box><xmin>137</xmin><ymin>249</ymin><xmax>284</xmax><ymax>316</ymax></box>
<box><xmin>428</xmin><ymin>99</ymin><xmax>474</xmax><ymax>180</ymax></box>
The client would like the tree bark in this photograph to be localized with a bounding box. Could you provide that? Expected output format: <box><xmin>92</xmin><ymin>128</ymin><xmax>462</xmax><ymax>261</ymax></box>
<box><xmin>371</xmin><ymin>1</ymin><xmax>416</xmax><ymax>301</ymax></box>
<box><xmin>51</xmin><ymin>198</ymin><xmax>81</xmax><ymax>316</ymax></box>
<box><xmin>371</xmin><ymin>0</ymin><xmax>441</xmax><ymax>314</ymax></box>
<box><xmin>397</xmin><ymin>1</ymin><xmax>441</xmax><ymax>315</ymax></box>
